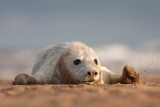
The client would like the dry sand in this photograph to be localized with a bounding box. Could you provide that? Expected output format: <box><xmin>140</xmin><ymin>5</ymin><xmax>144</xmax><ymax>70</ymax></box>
<box><xmin>0</xmin><ymin>75</ymin><xmax>160</xmax><ymax>107</ymax></box>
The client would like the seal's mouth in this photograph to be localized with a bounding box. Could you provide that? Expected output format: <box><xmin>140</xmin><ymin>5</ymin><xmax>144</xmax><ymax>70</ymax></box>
<box><xmin>87</xmin><ymin>80</ymin><xmax>95</xmax><ymax>82</ymax></box>
<box><xmin>85</xmin><ymin>80</ymin><xmax>96</xmax><ymax>85</ymax></box>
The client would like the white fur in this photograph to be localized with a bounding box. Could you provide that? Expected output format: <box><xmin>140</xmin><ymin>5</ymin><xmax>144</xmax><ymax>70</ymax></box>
<box><xmin>32</xmin><ymin>43</ymin><xmax>71</xmax><ymax>84</ymax></box>
<box><xmin>31</xmin><ymin>42</ymin><xmax>103</xmax><ymax>84</ymax></box>
<box><xmin>101</xmin><ymin>66</ymin><xmax>119</xmax><ymax>84</ymax></box>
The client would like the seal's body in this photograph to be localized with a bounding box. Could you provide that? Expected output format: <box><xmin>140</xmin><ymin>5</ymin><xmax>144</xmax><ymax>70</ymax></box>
<box><xmin>31</xmin><ymin>42</ymin><xmax>103</xmax><ymax>84</ymax></box>
<box><xmin>13</xmin><ymin>42</ymin><xmax>141</xmax><ymax>85</ymax></box>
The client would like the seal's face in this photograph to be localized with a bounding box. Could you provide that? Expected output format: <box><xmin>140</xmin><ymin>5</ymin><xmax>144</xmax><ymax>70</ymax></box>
<box><xmin>62</xmin><ymin>44</ymin><xmax>102</xmax><ymax>84</ymax></box>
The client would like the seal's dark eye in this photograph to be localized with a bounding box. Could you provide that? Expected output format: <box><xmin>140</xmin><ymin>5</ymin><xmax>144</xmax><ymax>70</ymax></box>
<box><xmin>74</xmin><ymin>59</ymin><xmax>81</xmax><ymax>65</ymax></box>
<box><xmin>94</xmin><ymin>59</ymin><xmax>98</xmax><ymax>65</ymax></box>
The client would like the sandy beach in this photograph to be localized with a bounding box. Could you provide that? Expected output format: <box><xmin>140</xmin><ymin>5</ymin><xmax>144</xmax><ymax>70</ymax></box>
<box><xmin>0</xmin><ymin>75</ymin><xmax>160</xmax><ymax>107</ymax></box>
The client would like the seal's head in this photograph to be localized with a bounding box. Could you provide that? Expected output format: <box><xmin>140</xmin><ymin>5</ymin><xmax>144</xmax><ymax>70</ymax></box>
<box><xmin>58</xmin><ymin>42</ymin><xmax>103</xmax><ymax>84</ymax></box>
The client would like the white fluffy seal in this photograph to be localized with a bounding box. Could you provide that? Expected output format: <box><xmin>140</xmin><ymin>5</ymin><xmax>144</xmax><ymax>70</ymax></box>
<box><xmin>13</xmin><ymin>42</ymin><xmax>141</xmax><ymax>85</ymax></box>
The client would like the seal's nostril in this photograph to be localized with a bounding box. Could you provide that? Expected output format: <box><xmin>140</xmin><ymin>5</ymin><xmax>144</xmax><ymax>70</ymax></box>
<box><xmin>94</xmin><ymin>72</ymin><xmax>98</xmax><ymax>76</ymax></box>
<box><xmin>87</xmin><ymin>72</ymin><xmax>91</xmax><ymax>76</ymax></box>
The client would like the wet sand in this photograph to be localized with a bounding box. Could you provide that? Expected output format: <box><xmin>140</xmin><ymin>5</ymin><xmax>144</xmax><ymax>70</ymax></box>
<box><xmin>0</xmin><ymin>76</ymin><xmax>160</xmax><ymax>107</ymax></box>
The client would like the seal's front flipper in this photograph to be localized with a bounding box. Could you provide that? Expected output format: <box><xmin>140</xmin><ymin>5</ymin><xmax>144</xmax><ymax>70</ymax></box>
<box><xmin>102</xmin><ymin>65</ymin><xmax>141</xmax><ymax>85</ymax></box>
<box><xmin>120</xmin><ymin>64</ymin><xmax>141</xmax><ymax>84</ymax></box>
<box><xmin>12</xmin><ymin>73</ymin><xmax>36</xmax><ymax>85</ymax></box>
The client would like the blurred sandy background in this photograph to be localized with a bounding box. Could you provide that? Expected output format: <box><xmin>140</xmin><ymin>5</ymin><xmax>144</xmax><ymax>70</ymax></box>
<box><xmin>0</xmin><ymin>0</ymin><xmax>160</xmax><ymax>107</ymax></box>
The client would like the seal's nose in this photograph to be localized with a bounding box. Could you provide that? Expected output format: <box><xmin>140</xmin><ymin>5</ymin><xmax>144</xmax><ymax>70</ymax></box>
<box><xmin>87</xmin><ymin>70</ymin><xmax>98</xmax><ymax>77</ymax></box>
<box><xmin>87</xmin><ymin>72</ymin><xmax>91</xmax><ymax>76</ymax></box>
<box><xmin>86</xmin><ymin>69</ymin><xmax>99</xmax><ymax>82</ymax></box>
